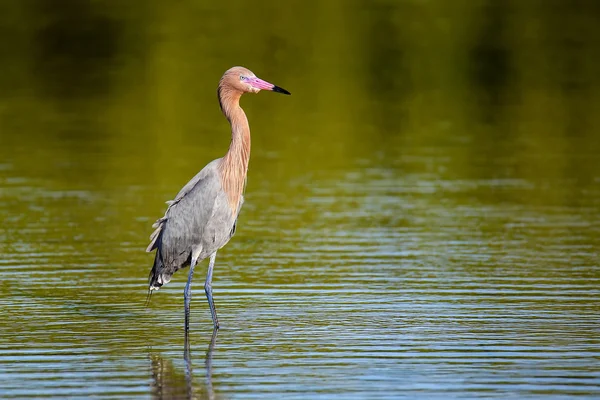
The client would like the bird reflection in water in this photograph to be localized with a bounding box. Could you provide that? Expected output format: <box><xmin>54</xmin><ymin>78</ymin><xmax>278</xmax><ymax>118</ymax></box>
<box><xmin>149</xmin><ymin>329</ymin><xmax>219</xmax><ymax>399</ymax></box>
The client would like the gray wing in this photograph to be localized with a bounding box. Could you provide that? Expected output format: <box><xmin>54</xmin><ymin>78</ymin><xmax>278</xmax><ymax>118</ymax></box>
<box><xmin>171</xmin><ymin>161</ymin><xmax>218</xmax><ymax>204</ymax></box>
<box><xmin>146</xmin><ymin>160</ymin><xmax>221</xmax><ymax>268</ymax></box>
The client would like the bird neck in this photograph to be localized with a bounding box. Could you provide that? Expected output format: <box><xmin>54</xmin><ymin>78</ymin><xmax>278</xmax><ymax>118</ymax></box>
<box><xmin>219</xmin><ymin>89</ymin><xmax>251</xmax><ymax>214</ymax></box>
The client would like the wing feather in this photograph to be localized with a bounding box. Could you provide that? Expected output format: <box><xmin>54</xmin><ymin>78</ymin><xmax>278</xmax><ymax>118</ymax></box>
<box><xmin>146</xmin><ymin>161</ymin><xmax>221</xmax><ymax>265</ymax></box>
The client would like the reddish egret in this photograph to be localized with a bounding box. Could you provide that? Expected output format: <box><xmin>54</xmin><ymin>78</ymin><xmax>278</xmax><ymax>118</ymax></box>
<box><xmin>146</xmin><ymin>66</ymin><xmax>290</xmax><ymax>331</ymax></box>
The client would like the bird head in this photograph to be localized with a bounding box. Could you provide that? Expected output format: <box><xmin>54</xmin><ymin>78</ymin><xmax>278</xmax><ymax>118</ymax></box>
<box><xmin>220</xmin><ymin>66</ymin><xmax>291</xmax><ymax>95</ymax></box>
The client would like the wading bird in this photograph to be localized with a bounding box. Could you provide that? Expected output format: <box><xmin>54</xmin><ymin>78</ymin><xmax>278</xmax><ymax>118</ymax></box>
<box><xmin>146</xmin><ymin>66</ymin><xmax>290</xmax><ymax>331</ymax></box>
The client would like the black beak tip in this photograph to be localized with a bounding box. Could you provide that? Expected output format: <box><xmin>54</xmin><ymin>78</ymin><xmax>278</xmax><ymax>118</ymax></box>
<box><xmin>273</xmin><ymin>85</ymin><xmax>291</xmax><ymax>95</ymax></box>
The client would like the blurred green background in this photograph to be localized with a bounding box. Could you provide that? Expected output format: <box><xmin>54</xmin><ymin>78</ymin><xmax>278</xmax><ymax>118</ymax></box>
<box><xmin>1</xmin><ymin>0</ymin><xmax>599</xmax><ymax>195</ymax></box>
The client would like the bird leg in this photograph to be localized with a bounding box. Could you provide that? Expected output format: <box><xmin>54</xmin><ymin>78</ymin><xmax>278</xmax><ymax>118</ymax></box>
<box><xmin>184</xmin><ymin>253</ymin><xmax>199</xmax><ymax>332</ymax></box>
<box><xmin>204</xmin><ymin>252</ymin><xmax>219</xmax><ymax>330</ymax></box>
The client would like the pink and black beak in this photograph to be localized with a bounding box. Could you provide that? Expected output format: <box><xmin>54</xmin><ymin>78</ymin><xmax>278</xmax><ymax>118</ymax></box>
<box><xmin>246</xmin><ymin>76</ymin><xmax>291</xmax><ymax>95</ymax></box>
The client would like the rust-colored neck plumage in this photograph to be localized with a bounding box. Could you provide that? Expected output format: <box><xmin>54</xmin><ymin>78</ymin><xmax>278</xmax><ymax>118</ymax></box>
<box><xmin>217</xmin><ymin>83</ymin><xmax>251</xmax><ymax>214</ymax></box>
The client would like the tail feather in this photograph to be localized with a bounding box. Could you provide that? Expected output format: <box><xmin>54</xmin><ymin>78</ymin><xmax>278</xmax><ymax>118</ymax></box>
<box><xmin>146</xmin><ymin>214</ymin><xmax>183</xmax><ymax>297</ymax></box>
<box><xmin>147</xmin><ymin>217</ymin><xmax>170</xmax><ymax>292</ymax></box>
<box><xmin>145</xmin><ymin>287</ymin><xmax>153</xmax><ymax>307</ymax></box>
<box><xmin>146</xmin><ymin>217</ymin><xmax>166</xmax><ymax>252</ymax></box>
<box><xmin>148</xmin><ymin>250</ymin><xmax>171</xmax><ymax>291</ymax></box>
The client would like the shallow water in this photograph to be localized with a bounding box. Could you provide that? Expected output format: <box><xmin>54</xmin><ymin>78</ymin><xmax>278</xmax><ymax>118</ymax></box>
<box><xmin>1</xmin><ymin>1</ymin><xmax>600</xmax><ymax>399</ymax></box>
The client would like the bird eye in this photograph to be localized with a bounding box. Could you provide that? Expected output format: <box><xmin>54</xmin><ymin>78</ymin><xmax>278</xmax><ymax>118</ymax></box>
<box><xmin>240</xmin><ymin>76</ymin><xmax>246</xmax><ymax>81</ymax></box>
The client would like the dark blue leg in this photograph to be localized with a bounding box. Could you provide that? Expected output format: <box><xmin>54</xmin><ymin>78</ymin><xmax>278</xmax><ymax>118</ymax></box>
<box><xmin>204</xmin><ymin>252</ymin><xmax>219</xmax><ymax>329</ymax></box>
<box><xmin>184</xmin><ymin>255</ymin><xmax>198</xmax><ymax>332</ymax></box>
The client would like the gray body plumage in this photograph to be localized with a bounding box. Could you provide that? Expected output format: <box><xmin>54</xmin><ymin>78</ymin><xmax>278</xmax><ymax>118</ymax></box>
<box><xmin>147</xmin><ymin>159</ymin><xmax>242</xmax><ymax>290</ymax></box>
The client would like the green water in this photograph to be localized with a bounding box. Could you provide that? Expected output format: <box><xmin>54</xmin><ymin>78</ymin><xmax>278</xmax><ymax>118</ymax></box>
<box><xmin>1</xmin><ymin>1</ymin><xmax>599</xmax><ymax>398</ymax></box>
